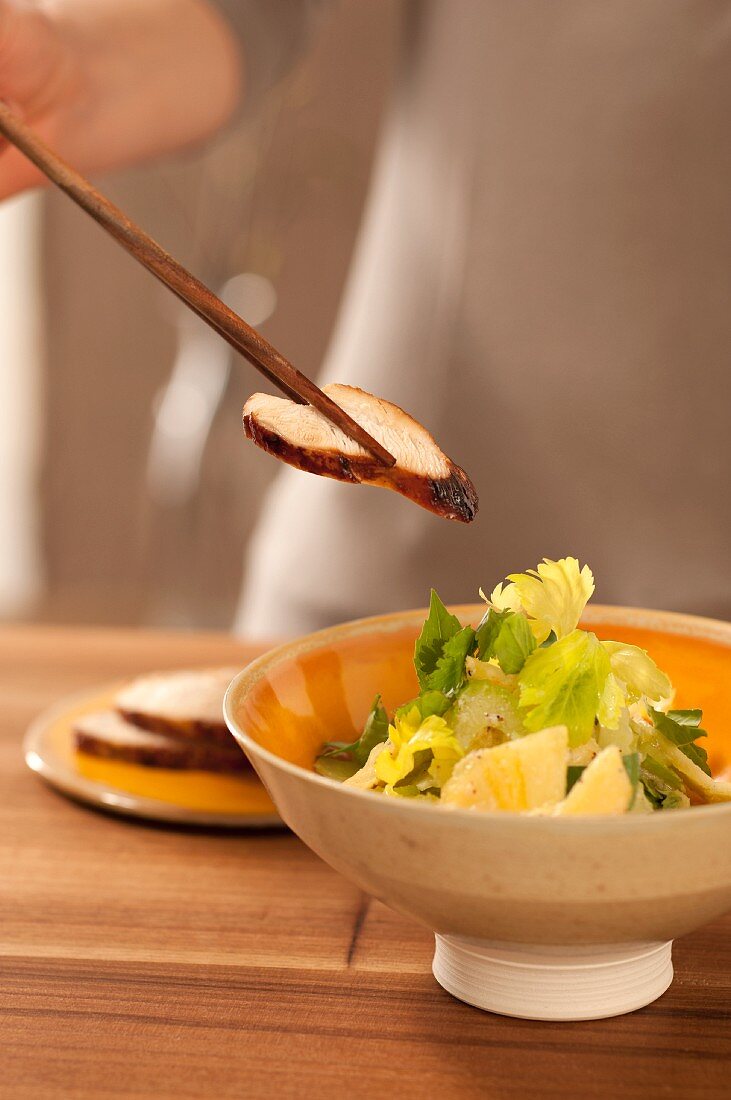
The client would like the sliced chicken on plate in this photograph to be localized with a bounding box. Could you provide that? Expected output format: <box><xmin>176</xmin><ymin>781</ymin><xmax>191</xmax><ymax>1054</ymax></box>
<box><xmin>73</xmin><ymin>710</ymin><xmax>249</xmax><ymax>772</ymax></box>
<box><xmin>115</xmin><ymin>668</ymin><xmax>239</xmax><ymax>745</ymax></box>
<box><xmin>243</xmin><ymin>383</ymin><xmax>478</xmax><ymax>523</ymax></box>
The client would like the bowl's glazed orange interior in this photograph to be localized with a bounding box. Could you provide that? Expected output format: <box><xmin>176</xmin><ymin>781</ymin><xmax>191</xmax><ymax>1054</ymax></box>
<box><xmin>235</xmin><ymin>608</ymin><xmax>731</xmax><ymax>778</ymax></box>
<box><xmin>237</xmin><ymin>625</ymin><xmax>419</xmax><ymax>769</ymax></box>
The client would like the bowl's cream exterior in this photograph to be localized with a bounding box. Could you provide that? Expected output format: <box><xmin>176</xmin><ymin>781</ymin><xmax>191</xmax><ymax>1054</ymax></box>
<box><xmin>225</xmin><ymin>605</ymin><xmax>731</xmax><ymax>946</ymax></box>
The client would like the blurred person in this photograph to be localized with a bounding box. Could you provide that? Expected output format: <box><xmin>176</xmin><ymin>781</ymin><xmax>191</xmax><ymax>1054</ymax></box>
<box><xmin>1</xmin><ymin>1</ymin><xmax>729</xmax><ymax>636</ymax></box>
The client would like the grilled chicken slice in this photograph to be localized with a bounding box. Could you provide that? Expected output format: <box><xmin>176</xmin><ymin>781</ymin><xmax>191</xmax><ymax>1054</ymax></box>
<box><xmin>74</xmin><ymin>710</ymin><xmax>249</xmax><ymax>772</ymax></box>
<box><xmin>243</xmin><ymin>384</ymin><xmax>478</xmax><ymax>522</ymax></box>
<box><xmin>115</xmin><ymin>667</ymin><xmax>239</xmax><ymax>745</ymax></box>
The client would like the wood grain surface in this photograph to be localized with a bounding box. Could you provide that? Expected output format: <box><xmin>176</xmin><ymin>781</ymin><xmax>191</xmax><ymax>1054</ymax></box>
<box><xmin>1</xmin><ymin>625</ymin><xmax>729</xmax><ymax>1099</ymax></box>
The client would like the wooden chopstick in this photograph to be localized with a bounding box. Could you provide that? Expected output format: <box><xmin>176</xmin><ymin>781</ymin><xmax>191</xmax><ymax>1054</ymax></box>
<box><xmin>0</xmin><ymin>102</ymin><xmax>396</xmax><ymax>468</ymax></box>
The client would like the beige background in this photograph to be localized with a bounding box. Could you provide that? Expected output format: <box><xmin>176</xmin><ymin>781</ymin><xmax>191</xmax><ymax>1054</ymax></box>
<box><xmin>33</xmin><ymin>0</ymin><xmax>395</xmax><ymax>629</ymax></box>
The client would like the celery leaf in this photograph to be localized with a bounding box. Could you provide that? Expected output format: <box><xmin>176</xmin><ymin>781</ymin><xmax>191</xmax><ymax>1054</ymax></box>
<box><xmin>518</xmin><ymin>629</ymin><xmax>610</xmax><ymax>745</ymax></box>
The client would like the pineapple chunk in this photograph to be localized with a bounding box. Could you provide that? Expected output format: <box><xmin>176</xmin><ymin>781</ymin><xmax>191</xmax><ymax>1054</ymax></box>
<box><xmin>554</xmin><ymin>745</ymin><xmax>632</xmax><ymax>816</ymax></box>
<box><xmin>441</xmin><ymin>725</ymin><xmax>568</xmax><ymax>812</ymax></box>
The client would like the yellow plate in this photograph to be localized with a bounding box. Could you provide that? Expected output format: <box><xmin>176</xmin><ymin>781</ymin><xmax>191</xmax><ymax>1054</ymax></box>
<box><xmin>24</xmin><ymin>683</ymin><xmax>281</xmax><ymax>828</ymax></box>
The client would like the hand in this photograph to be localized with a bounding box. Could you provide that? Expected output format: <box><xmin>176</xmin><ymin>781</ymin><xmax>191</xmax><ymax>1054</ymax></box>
<box><xmin>0</xmin><ymin>0</ymin><xmax>242</xmax><ymax>201</ymax></box>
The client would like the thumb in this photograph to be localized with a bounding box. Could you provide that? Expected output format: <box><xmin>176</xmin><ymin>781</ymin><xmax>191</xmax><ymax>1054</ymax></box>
<box><xmin>0</xmin><ymin>3</ymin><xmax>77</xmax><ymax>200</ymax></box>
<box><xmin>0</xmin><ymin>1</ymin><xmax>71</xmax><ymax>118</ymax></box>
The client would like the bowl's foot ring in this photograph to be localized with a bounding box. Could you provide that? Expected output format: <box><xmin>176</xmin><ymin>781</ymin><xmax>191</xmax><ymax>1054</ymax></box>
<box><xmin>433</xmin><ymin>935</ymin><xmax>673</xmax><ymax>1021</ymax></box>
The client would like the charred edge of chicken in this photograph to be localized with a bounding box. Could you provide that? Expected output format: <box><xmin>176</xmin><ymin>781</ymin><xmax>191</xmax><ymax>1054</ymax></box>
<box><xmin>244</xmin><ymin>415</ymin><xmax>361</xmax><ymax>483</ymax></box>
<box><xmin>427</xmin><ymin>469</ymin><xmax>479</xmax><ymax>524</ymax></box>
<box><xmin>243</xmin><ymin>412</ymin><xmax>479</xmax><ymax>523</ymax></box>
<box><xmin>73</xmin><ymin>729</ymin><xmax>250</xmax><ymax>772</ymax></box>
<box><xmin>116</xmin><ymin>711</ymin><xmax>236</xmax><ymax>746</ymax></box>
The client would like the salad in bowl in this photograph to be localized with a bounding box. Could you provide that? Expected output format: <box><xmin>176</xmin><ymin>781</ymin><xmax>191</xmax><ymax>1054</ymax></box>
<box><xmin>315</xmin><ymin>557</ymin><xmax>731</xmax><ymax>815</ymax></box>
<box><xmin>225</xmin><ymin>561</ymin><xmax>731</xmax><ymax>1020</ymax></box>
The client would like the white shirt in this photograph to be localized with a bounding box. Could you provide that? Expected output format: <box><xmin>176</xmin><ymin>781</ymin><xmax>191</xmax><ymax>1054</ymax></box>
<box><xmin>221</xmin><ymin>1</ymin><xmax>731</xmax><ymax>635</ymax></box>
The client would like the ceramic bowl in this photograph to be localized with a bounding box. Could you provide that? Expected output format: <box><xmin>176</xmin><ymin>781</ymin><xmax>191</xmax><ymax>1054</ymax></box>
<box><xmin>224</xmin><ymin>605</ymin><xmax>731</xmax><ymax>1021</ymax></box>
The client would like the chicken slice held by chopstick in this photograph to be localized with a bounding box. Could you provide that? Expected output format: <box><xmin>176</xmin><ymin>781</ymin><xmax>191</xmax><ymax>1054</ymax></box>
<box><xmin>243</xmin><ymin>383</ymin><xmax>478</xmax><ymax>523</ymax></box>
